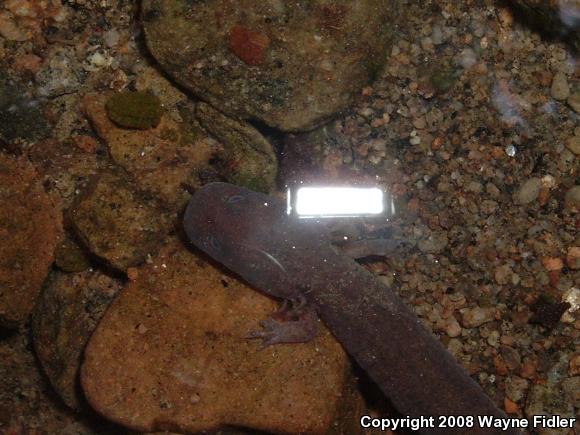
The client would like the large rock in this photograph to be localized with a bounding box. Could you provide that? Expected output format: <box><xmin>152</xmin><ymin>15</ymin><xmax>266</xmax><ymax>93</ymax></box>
<box><xmin>142</xmin><ymin>0</ymin><xmax>397</xmax><ymax>132</ymax></box>
<box><xmin>0</xmin><ymin>153</ymin><xmax>62</xmax><ymax>327</ymax></box>
<box><xmin>81</xmin><ymin>239</ymin><xmax>352</xmax><ymax>434</ymax></box>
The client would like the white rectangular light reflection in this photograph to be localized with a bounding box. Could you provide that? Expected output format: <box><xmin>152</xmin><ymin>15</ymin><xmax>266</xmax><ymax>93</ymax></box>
<box><xmin>294</xmin><ymin>187</ymin><xmax>384</xmax><ymax>218</ymax></box>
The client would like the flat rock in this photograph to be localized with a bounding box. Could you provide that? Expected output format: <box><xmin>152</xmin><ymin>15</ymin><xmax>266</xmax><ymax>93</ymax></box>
<box><xmin>81</xmin><ymin>239</ymin><xmax>351</xmax><ymax>434</ymax></box>
<box><xmin>142</xmin><ymin>0</ymin><xmax>397</xmax><ymax>132</ymax></box>
<box><xmin>31</xmin><ymin>270</ymin><xmax>122</xmax><ymax>409</ymax></box>
<box><xmin>69</xmin><ymin>169</ymin><xmax>171</xmax><ymax>272</ymax></box>
<box><xmin>82</xmin><ymin>93</ymin><xmax>215</xmax><ymax>211</ymax></box>
<box><xmin>0</xmin><ymin>153</ymin><xmax>62</xmax><ymax>327</ymax></box>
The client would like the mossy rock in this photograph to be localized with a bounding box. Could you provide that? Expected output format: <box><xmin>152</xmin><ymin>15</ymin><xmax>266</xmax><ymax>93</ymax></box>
<box><xmin>105</xmin><ymin>91</ymin><xmax>163</xmax><ymax>130</ymax></box>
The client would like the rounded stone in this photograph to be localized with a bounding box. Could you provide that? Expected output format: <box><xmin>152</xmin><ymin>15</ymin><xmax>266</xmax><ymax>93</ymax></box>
<box><xmin>565</xmin><ymin>135</ymin><xmax>580</xmax><ymax>155</ymax></box>
<box><xmin>141</xmin><ymin>0</ymin><xmax>397</xmax><ymax>132</ymax></box>
<box><xmin>551</xmin><ymin>72</ymin><xmax>570</xmax><ymax>101</ymax></box>
<box><xmin>513</xmin><ymin>177</ymin><xmax>542</xmax><ymax>205</ymax></box>
<box><xmin>564</xmin><ymin>185</ymin><xmax>580</xmax><ymax>211</ymax></box>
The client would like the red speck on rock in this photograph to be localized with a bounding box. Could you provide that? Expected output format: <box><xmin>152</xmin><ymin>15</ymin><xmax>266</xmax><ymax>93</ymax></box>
<box><xmin>229</xmin><ymin>25</ymin><xmax>269</xmax><ymax>66</ymax></box>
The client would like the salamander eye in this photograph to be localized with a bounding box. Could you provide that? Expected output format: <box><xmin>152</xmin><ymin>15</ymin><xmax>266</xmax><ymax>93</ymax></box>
<box><xmin>226</xmin><ymin>194</ymin><xmax>245</xmax><ymax>203</ymax></box>
<box><xmin>206</xmin><ymin>234</ymin><xmax>221</xmax><ymax>252</ymax></box>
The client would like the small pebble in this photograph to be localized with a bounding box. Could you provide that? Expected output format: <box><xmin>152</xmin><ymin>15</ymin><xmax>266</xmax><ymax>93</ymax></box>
<box><xmin>103</xmin><ymin>29</ymin><xmax>120</xmax><ymax>48</ymax></box>
<box><xmin>457</xmin><ymin>48</ymin><xmax>477</xmax><ymax>69</ymax></box>
<box><xmin>567</xmin><ymin>90</ymin><xmax>580</xmax><ymax>113</ymax></box>
<box><xmin>566</xmin><ymin>247</ymin><xmax>580</xmax><ymax>270</ymax></box>
<box><xmin>513</xmin><ymin>178</ymin><xmax>541</xmax><ymax>205</ymax></box>
<box><xmin>505</xmin><ymin>377</ymin><xmax>529</xmax><ymax>402</ymax></box>
<box><xmin>551</xmin><ymin>72</ymin><xmax>570</xmax><ymax>101</ymax></box>
<box><xmin>505</xmin><ymin>144</ymin><xmax>516</xmax><ymax>157</ymax></box>
<box><xmin>564</xmin><ymin>185</ymin><xmax>580</xmax><ymax>210</ymax></box>
<box><xmin>565</xmin><ymin>135</ymin><xmax>580</xmax><ymax>155</ymax></box>
<box><xmin>460</xmin><ymin>307</ymin><xmax>496</xmax><ymax>328</ymax></box>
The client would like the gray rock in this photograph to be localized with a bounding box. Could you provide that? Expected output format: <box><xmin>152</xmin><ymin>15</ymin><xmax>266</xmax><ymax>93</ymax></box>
<box><xmin>565</xmin><ymin>135</ymin><xmax>580</xmax><ymax>155</ymax></box>
<box><xmin>0</xmin><ymin>76</ymin><xmax>49</xmax><ymax>143</ymax></box>
<box><xmin>564</xmin><ymin>185</ymin><xmax>580</xmax><ymax>211</ymax></box>
<box><xmin>514</xmin><ymin>177</ymin><xmax>541</xmax><ymax>204</ymax></box>
<box><xmin>567</xmin><ymin>90</ymin><xmax>580</xmax><ymax>113</ymax></box>
<box><xmin>561</xmin><ymin>377</ymin><xmax>580</xmax><ymax>408</ymax></box>
<box><xmin>551</xmin><ymin>72</ymin><xmax>570</xmax><ymax>101</ymax></box>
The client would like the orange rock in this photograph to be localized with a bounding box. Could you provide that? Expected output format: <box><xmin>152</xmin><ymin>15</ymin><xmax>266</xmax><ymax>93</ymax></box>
<box><xmin>566</xmin><ymin>246</ymin><xmax>580</xmax><ymax>270</ymax></box>
<box><xmin>0</xmin><ymin>154</ymin><xmax>62</xmax><ymax>327</ymax></box>
<box><xmin>493</xmin><ymin>355</ymin><xmax>508</xmax><ymax>376</ymax></box>
<box><xmin>504</xmin><ymin>397</ymin><xmax>519</xmax><ymax>414</ymax></box>
<box><xmin>537</xmin><ymin>186</ymin><xmax>550</xmax><ymax>206</ymax></box>
<box><xmin>541</xmin><ymin>256</ymin><xmax>563</xmax><ymax>271</ymax></box>
<box><xmin>229</xmin><ymin>25</ymin><xmax>269</xmax><ymax>66</ymax></box>
<box><xmin>569</xmin><ymin>354</ymin><xmax>580</xmax><ymax>376</ymax></box>
<box><xmin>431</xmin><ymin>136</ymin><xmax>444</xmax><ymax>150</ymax></box>
<box><xmin>520</xmin><ymin>359</ymin><xmax>537</xmax><ymax>379</ymax></box>
<box><xmin>82</xmin><ymin>239</ymin><xmax>351</xmax><ymax>434</ymax></box>
<box><xmin>13</xmin><ymin>53</ymin><xmax>43</xmax><ymax>74</ymax></box>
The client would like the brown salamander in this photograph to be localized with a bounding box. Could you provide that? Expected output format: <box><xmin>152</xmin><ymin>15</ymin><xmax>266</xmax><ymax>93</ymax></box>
<box><xmin>183</xmin><ymin>182</ymin><xmax>520</xmax><ymax>435</ymax></box>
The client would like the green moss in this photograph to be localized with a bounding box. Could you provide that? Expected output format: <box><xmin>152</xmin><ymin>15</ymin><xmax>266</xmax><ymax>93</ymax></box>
<box><xmin>105</xmin><ymin>91</ymin><xmax>163</xmax><ymax>130</ymax></box>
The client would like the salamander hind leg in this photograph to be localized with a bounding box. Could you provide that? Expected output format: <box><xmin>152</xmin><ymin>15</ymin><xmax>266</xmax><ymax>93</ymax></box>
<box><xmin>246</xmin><ymin>299</ymin><xmax>318</xmax><ymax>348</ymax></box>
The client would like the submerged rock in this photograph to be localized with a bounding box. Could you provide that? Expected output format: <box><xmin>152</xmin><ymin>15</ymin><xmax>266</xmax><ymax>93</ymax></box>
<box><xmin>31</xmin><ymin>270</ymin><xmax>122</xmax><ymax>409</ymax></box>
<box><xmin>68</xmin><ymin>169</ymin><xmax>171</xmax><ymax>272</ymax></box>
<box><xmin>82</xmin><ymin>239</ymin><xmax>352</xmax><ymax>434</ymax></box>
<box><xmin>142</xmin><ymin>0</ymin><xmax>398</xmax><ymax>132</ymax></box>
<box><xmin>0</xmin><ymin>153</ymin><xmax>62</xmax><ymax>327</ymax></box>
<box><xmin>83</xmin><ymin>93</ymin><xmax>215</xmax><ymax>211</ymax></box>
<box><xmin>196</xmin><ymin>102</ymin><xmax>277</xmax><ymax>192</ymax></box>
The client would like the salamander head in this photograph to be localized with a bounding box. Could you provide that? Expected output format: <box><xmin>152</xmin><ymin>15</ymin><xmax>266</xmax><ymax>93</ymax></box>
<box><xmin>183</xmin><ymin>182</ymin><xmax>283</xmax><ymax>260</ymax></box>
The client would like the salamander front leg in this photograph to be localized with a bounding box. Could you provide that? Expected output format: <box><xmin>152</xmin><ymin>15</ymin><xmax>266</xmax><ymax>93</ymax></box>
<box><xmin>246</xmin><ymin>297</ymin><xmax>318</xmax><ymax>347</ymax></box>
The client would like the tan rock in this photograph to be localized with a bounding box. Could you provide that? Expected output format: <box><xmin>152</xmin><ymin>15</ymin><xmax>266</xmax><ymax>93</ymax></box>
<box><xmin>82</xmin><ymin>239</ymin><xmax>351</xmax><ymax>434</ymax></box>
<box><xmin>0</xmin><ymin>153</ymin><xmax>62</xmax><ymax>327</ymax></box>
<box><xmin>82</xmin><ymin>93</ymin><xmax>215</xmax><ymax>211</ymax></box>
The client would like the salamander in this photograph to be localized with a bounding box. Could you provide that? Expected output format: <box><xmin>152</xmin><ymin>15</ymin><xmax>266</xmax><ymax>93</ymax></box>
<box><xmin>183</xmin><ymin>182</ymin><xmax>519</xmax><ymax>435</ymax></box>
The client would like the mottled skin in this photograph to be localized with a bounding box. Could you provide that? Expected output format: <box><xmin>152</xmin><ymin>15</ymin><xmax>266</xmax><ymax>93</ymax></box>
<box><xmin>184</xmin><ymin>183</ymin><xmax>519</xmax><ymax>435</ymax></box>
